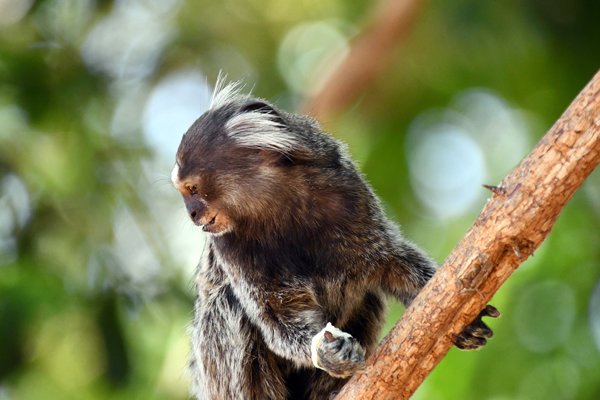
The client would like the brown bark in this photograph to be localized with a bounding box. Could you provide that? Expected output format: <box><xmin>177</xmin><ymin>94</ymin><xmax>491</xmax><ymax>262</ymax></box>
<box><xmin>300</xmin><ymin>0</ymin><xmax>423</xmax><ymax>121</ymax></box>
<box><xmin>334</xmin><ymin>71</ymin><xmax>600</xmax><ymax>400</ymax></box>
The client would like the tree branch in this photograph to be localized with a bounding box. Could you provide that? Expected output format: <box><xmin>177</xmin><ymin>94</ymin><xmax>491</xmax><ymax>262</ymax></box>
<box><xmin>334</xmin><ymin>70</ymin><xmax>600</xmax><ymax>399</ymax></box>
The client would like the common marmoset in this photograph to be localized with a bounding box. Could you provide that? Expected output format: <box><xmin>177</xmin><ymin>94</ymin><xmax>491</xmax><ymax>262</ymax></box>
<box><xmin>171</xmin><ymin>81</ymin><xmax>498</xmax><ymax>399</ymax></box>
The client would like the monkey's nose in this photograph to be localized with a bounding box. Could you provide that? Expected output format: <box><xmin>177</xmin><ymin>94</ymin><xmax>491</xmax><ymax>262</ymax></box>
<box><xmin>185</xmin><ymin>200</ymin><xmax>207</xmax><ymax>225</ymax></box>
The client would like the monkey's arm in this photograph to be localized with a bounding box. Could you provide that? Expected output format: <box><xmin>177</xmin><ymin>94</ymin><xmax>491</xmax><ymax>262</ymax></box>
<box><xmin>381</xmin><ymin>238</ymin><xmax>499</xmax><ymax>350</ymax></box>
<box><xmin>380</xmin><ymin>239</ymin><xmax>437</xmax><ymax>306</ymax></box>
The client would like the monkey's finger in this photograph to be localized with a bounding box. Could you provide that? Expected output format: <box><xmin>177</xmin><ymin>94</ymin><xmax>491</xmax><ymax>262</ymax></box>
<box><xmin>481</xmin><ymin>305</ymin><xmax>500</xmax><ymax>318</ymax></box>
<box><xmin>464</xmin><ymin>319</ymin><xmax>493</xmax><ymax>339</ymax></box>
<box><xmin>453</xmin><ymin>332</ymin><xmax>487</xmax><ymax>350</ymax></box>
<box><xmin>323</xmin><ymin>331</ymin><xmax>335</xmax><ymax>343</ymax></box>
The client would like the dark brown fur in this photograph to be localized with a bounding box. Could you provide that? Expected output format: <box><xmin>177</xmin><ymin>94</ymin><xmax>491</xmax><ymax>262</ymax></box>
<box><xmin>172</xmin><ymin>84</ymin><xmax>496</xmax><ymax>399</ymax></box>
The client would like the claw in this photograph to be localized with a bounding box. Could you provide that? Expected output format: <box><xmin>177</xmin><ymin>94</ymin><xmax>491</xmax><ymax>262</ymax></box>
<box><xmin>464</xmin><ymin>320</ymin><xmax>493</xmax><ymax>339</ymax></box>
<box><xmin>483</xmin><ymin>305</ymin><xmax>501</xmax><ymax>318</ymax></box>
<box><xmin>453</xmin><ymin>304</ymin><xmax>500</xmax><ymax>351</ymax></box>
<box><xmin>454</xmin><ymin>333</ymin><xmax>487</xmax><ymax>350</ymax></box>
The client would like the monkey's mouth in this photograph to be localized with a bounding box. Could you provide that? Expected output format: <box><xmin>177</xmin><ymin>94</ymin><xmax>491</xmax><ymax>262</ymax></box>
<box><xmin>201</xmin><ymin>214</ymin><xmax>217</xmax><ymax>232</ymax></box>
<box><xmin>197</xmin><ymin>213</ymin><xmax>231</xmax><ymax>235</ymax></box>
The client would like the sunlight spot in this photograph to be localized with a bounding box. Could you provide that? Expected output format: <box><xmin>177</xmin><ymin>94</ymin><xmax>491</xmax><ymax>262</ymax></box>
<box><xmin>80</xmin><ymin>0</ymin><xmax>180</xmax><ymax>81</ymax></box>
<box><xmin>519</xmin><ymin>357</ymin><xmax>580</xmax><ymax>399</ymax></box>
<box><xmin>278</xmin><ymin>20</ymin><xmax>350</xmax><ymax>95</ymax></box>
<box><xmin>0</xmin><ymin>0</ymin><xmax>33</xmax><ymax>26</ymax></box>
<box><xmin>112</xmin><ymin>204</ymin><xmax>162</xmax><ymax>290</ymax></box>
<box><xmin>453</xmin><ymin>89</ymin><xmax>532</xmax><ymax>182</ymax></box>
<box><xmin>142</xmin><ymin>69</ymin><xmax>212</xmax><ymax>160</ymax></box>
<box><xmin>514</xmin><ymin>280</ymin><xmax>576</xmax><ymax>353</ymax></box>
<box><xmin>34</xmin><ymin>0</ymin><xmax>94</xmax><ymax>45</ymax></box>
<box><xmin>406</xmin><ymin>89</ymin><xmax>535</xmax><ymax>219</ymax></box>
<box><xmin>407</xmin><ymin>120</ymin><xmax>485</xmax><ymax>219</ymax></box>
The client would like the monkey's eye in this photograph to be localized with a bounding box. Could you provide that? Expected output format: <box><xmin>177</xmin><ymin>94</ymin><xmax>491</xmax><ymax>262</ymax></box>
<box><xmin>186</xmin><ymin>184</ymin><xmax>198</xmax><ymax>195</ymax></box>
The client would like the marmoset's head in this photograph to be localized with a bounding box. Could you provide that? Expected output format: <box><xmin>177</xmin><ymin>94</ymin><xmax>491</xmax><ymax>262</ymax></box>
<box><xmin>171</xmin><ymin>81</ymin><xmax>345</xmax><ymax>236</ymax></box>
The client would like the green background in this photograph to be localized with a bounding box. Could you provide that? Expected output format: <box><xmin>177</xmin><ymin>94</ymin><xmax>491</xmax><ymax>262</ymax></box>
<box><xmin>1</xmin><ymin>0</ymin><xmax>599</xmax><ymax>399</ymax></box>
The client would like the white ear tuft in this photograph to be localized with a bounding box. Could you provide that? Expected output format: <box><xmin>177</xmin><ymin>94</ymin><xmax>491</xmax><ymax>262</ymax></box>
<box><xmin>225</xmin><ymin>112</ymin><xmax>298</xmax><ymax>154</ymax></box>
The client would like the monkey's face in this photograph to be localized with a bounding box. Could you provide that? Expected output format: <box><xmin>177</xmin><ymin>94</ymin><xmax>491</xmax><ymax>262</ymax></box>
<box><xmin>171</xmin><ymin>94</ymin><xmax>312</xmax><ymax>236</ymax></box>
<box><xmin>171</xmin><ymin>161</ymin><xmax>234</xmax><ymax>235</ymax></box>
<box><xmin>171</xmin><ymin>128</ymin><xmax>265</xmax><ymax>236</ymax></box>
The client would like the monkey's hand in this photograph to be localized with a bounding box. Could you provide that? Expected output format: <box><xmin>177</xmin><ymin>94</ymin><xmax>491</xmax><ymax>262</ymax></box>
<box><xmin>310</xmin><ymin>323</ymin><xmax>366</xmax><ymax>378</ymax></box>
<box><xmin>453</xmin><ymin>305</ymin><xmax>500</xmax><ymax>350</ymax></box>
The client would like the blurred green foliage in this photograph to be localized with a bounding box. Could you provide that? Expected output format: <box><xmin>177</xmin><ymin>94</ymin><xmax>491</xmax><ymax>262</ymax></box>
<box><xmin>1</xmin><ymin>0</ymin><xmax>599</xmax><ymax>399</ymax></box>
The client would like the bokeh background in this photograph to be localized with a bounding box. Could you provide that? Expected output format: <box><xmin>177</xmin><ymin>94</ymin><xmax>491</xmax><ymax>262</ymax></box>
<box><xmin>1</xmin><ymin>0</ymin><xmax>599</xmax><ymax>399</ymax></box>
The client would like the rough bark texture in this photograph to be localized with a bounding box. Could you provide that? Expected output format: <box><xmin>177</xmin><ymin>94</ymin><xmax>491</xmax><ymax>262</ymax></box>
<box><xmin>334</xmin><ymin>70</ymin><xmax>600</xmax><ymax>400</ymax></box>
<box><xmin>301</xmin><ymin>0</ymin><xmax>422</xmax><ymax>120</ymax></box>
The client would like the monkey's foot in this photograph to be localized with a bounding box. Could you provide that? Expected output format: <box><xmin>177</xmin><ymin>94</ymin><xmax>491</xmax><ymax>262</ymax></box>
<box><xmin>454</xmin><ymin>305</ymin><xmax>500</xmax><ymax>350</ymax></box>
<box><xmin>310</xmin><ymin>323</ymin><xmax>365</xmax><ymax>378</ymax></box>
